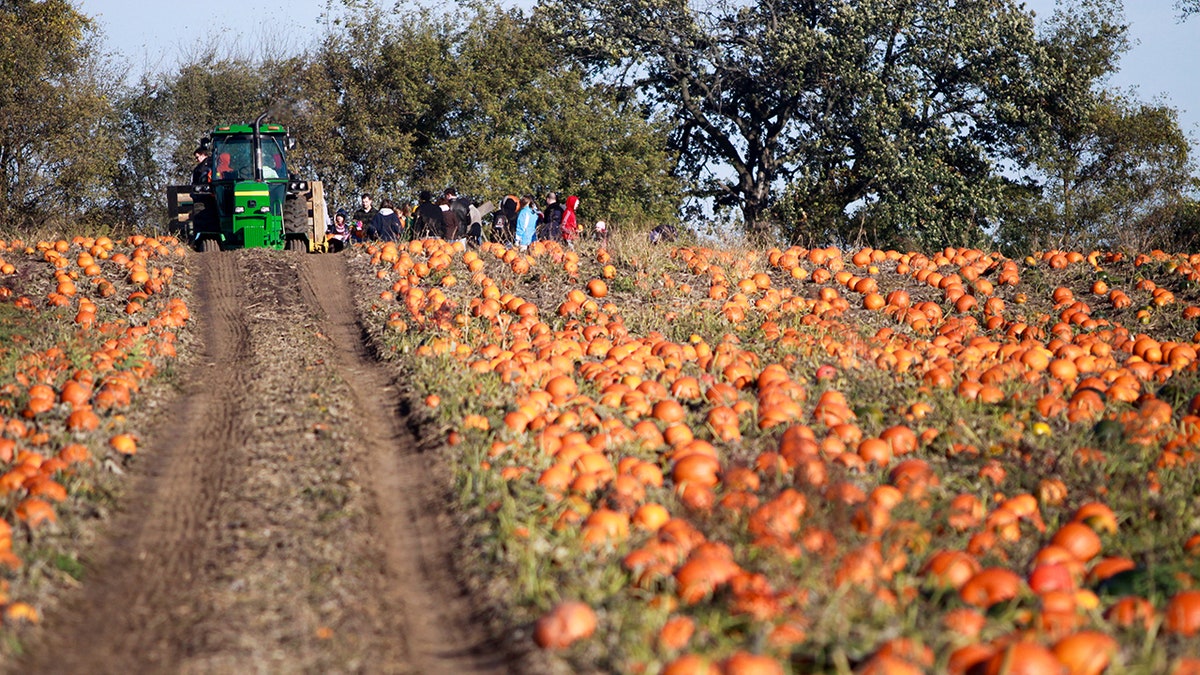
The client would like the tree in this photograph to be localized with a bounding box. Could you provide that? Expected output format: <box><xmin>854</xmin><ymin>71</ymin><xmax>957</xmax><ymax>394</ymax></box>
<box><xmin>444</xmin><ymin>8</ymin><xmax>681</xmax><ymax>223</ymax></box>
<box><xmin>1153</xmin><ymin>197</ymin><xmax>1200</xmax><ymax>252</ymax></box>
<box><xmin>539</xmin><ymin>0</ymin><xmax>1056</xmax><ymax>246</ymax></box>
<box><xmin>113</xmin><ymin>48</ymin><xmax>290</xmax><ymax>228</ymax></box>
<box><xmin>999</xmin><ymin>97</ymin><xmax>1195</xmax><ymax>252</ymax></box>
<box><xmin>995</xmin><ymin>0</ymin><xmax>1196</xmax><ymax>253</ymax></box>
<box><xmin>0</xmin><ymin>0</ymin><xmax>123</xmax><ymax>228</ymax></box>
<box><xmin>306</xmin><ymin>0</ymin><xmax>680</xmax><ymax>224</ymax></box>
<box><xmin>296</xmin><ymin>1</ymin><xmax>430</xmax><ymax>203</ymax></box>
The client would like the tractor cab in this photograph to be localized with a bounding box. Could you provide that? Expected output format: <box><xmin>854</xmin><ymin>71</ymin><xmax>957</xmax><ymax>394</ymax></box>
<box><xmin>204</xmin><ymin>125</ymin><xmax>292</xmax><ymax>248</ymax></box>
<box><xmin>211</xmin><ymin>131</ymin><xmax>289</xmax><ymax>181</ymax></box>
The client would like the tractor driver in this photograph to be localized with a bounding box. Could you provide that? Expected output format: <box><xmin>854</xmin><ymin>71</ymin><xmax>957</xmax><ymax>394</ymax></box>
<box><xmin>223</xmin><ymin>143</ymin><xmax>253</xmax><ymax>180</ymax></box>
<box><xmin>262</xmin><ymin>152</ymin><xmax>284</xmax><ymax>179</ymax></box>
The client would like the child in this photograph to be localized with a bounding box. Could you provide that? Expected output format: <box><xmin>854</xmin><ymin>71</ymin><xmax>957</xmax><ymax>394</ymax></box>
<box><xmin>561</xmin><ymin>196</ymin><xmax>580</xmax><ymax>249</ymax></box>
<box><xmin>329</xmin><ymin>208</ymin><xmax>351</xmax><ymax>248</ymax></box>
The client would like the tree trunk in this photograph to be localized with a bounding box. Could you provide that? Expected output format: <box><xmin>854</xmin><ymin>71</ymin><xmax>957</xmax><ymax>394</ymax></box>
<box><xmin>741</xmin><ymin>171</ymin><xmax>774</xmax><ymax>243</ymax></box>
<box><xmin>743</xmin><ymin>200</ymin><xmax>771</xmax><ymax>242</ymax></box>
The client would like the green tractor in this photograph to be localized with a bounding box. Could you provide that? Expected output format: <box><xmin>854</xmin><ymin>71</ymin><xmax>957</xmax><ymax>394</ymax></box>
<box><xmin>167</xmin><ymin>112</ymin><xmax>331</xmax><ymax>252</ymax></box>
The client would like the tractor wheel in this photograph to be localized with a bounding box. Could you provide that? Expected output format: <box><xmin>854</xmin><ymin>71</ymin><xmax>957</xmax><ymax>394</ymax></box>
<box><xmin>284</xmin><ymin>196</ymin><xmax>308</xmax><ymax>234</ymax></box>
<box><xmin>285</xmin><ymin>237</ymin><xmax>307</xmax><ymax>253</ymax></box>
<box><xmin>199</xmin><ymin>237</ymin><xmax>220</xmax><ymax>253</ymax></box>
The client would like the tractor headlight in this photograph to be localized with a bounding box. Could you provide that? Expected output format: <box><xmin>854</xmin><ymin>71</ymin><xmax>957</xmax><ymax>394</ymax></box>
<box><xmin>288</xmin><ymin>180</ymin><xmax>308</xmax><ymax>192</ymax></box>
<box><xmin>192</xmin><ymin>183</ymin><xmax>212</xmax><ymax>193</ymax></box>
<box><xmin>234</xmin><ymin>206</ymin><xmax>245</xmax><ymax>214</ymax></box>
<box><xmin>259</xmin><ymin>206</ymin><xmax>270</xmax><ymax>213</ymax></box>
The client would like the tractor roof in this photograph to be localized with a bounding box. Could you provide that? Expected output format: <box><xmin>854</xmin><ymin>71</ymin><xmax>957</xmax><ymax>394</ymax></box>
<box><xmin>212</xmin><ymin>123</ymin><xmax>288</xmax><ymax>135</ymax></box>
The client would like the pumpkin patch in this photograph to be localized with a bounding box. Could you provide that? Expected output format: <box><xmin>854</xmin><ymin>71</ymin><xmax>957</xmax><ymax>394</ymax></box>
<box><xmin>0</xmin><ymin>235</ymin><xmax>188</xmax><ymax>638</ymax></box>
<box><xmin>359</xmin><ymin>237</ymin><xmax>1200</xmax><ymax>672</ymax></box>
<box><xmin>5</xmin><ymin>232</ymin><xmax>1200</xmax><ymax>672</ymax></box>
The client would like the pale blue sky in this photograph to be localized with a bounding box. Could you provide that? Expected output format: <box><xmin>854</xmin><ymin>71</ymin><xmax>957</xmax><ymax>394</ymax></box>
<box><xmin>80</xmin><ymin>0</ymin><xmax>1199</xmax><ymax>151</ymax></box>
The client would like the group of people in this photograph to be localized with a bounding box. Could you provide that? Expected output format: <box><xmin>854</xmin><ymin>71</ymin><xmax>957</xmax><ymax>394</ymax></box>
<box><xmin>325</xmin><ymin>189</ymin><xmax>484</xmax><ymax>246</ymax></box>
<box><xmin>327</xmin><ymin>189</ymin><xmax>597</xmax><ymax>250</ymax></box>
<box><xmin>503</xmin><ymin>192</ymin><xmax>582</xmax><ymax>250</ymax></box>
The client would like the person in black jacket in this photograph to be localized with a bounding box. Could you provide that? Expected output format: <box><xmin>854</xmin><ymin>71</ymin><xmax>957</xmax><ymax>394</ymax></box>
<box><xmin>188</xmin><ymin>147</ymin><xmax>215</xmax><ymax>236</ymax></box>
<box><xmin>541</xmin><ymin>192</ymin><xmax>565</xmax><ymax>242</ymax></box>
<box><xmin>495</xmin><ymin>194</ymin><xmax>519</xmax><ymax>244</ymax></box>
<box><xmin>441</xmin><ymin>188</ymin><xmax>461</xmax><ymax>240</ymax></box>
<box><xmin>369</xmin><ymin>199</ymin><xmax>403</xmax><ymax>241</ymax></box>
<box><xmin>414</xmin><ymin>190</ymin><xmax>444</xmax><ymax>238</ymax></box>
<box><xmin>190</xmin><ymin>147</ymin><xmax>212</xmax><ymax>185</ymax></box>
<box><xmin>649</xmin><ymin>222</ymin><xmax>678</xmax><ymax>244</ymax></box>
<box><xmin>443</xmin><ymin>188</ymin><xmax>472</xmax><ymax>241</ymax></box>
<box><xmin>351</xmin><ymin>194</ymin><xmax>378</xmax><ymax>242</ymax></box>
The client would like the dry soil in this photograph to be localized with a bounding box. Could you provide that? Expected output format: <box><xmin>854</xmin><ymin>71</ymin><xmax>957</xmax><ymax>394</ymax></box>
<box><xmin>16</xmin><ymin>249</ymin><xmax>514</xmax><ymax>674</ymax></box>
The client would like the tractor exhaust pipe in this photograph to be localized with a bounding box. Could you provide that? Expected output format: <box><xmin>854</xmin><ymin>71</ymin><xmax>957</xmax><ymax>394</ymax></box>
<box><xmin>253</xmin><ymin>111</ymin><xmax>268</xmax><ymax>183</ymax></box>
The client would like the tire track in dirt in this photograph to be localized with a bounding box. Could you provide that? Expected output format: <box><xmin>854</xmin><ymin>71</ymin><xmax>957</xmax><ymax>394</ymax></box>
<box><xmin>297</xmin><ymin>252</ymin><xmax>509</xmax><ymax>674</ymax></box>
<box><xmin>17</xmin><ymin>250</ymin><xmax>512</xmax><ymax>674</ymax></box>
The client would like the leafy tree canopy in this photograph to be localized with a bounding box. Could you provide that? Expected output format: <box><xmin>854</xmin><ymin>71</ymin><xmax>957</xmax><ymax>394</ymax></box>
<box><xmin>289</xmin><ymin>1</ymin><xmax>681</xmax><ymax>224</ymax></box>
<box><xmin>0</xmin><ymin>0</ymin><xmax>123</xmax><ymax>227</ymax></box>
<box><xmin>4</xmin><ymin>0</ymin><xmax>1195</xmax><ymax>252</ymax></box>
<box><xmin>538</xmin><ymin>0</ymin><xmax>1064</xmax><ymax>247</ymax></box>
<box><xmin>994</xmin><ymin>0</ymin><xmax>1198</xmax><ymax>254</ymax></box>
<box><xmin>999</xmin><ymin>95</ymin><xmax>1195</xmax><ymax>252</ymax></box>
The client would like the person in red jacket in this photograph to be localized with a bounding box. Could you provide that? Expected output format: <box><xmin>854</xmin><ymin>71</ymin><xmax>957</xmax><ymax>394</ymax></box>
<box><xmin>561</xmin><ymin>195</ymin><xmax>580</xmax><ymax>248</ymax></box>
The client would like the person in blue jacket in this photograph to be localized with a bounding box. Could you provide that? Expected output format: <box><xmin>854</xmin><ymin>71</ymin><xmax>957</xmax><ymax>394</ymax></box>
<box><xmin>515</xmin><ymin>194</ymin><xmax>538</xmax><ymax>250</ymax></box>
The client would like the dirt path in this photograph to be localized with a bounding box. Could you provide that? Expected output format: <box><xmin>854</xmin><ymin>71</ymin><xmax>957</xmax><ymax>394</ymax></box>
<box><xmin>17</xmin><ymin>250</ymin><xmax>510</xmax><ymax>674</ymax></box>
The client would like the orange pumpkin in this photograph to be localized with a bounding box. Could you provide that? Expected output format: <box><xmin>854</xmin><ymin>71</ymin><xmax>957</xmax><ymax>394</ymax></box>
<box><xmin>982</xmin><ymin>640</ymin><xmax>1065</xmax><ymax>675</ymax></box>
<box><xmin>921</xmin><ymin>550</ymin><xmax>981</xmax><ymax>591</ymax></box>
<box><xmin>720</xmin><ymin>651</ymin><xmax>784</xmax><ymax>675</ymax></box>
<box><xmin>672</xmin><ymin>454</ymin><xmax>721</xmax><ymax>488</ymax></box>
<box><xmin>960</xmin><ymin>567</ymin><xmax>1023</xmax><ymax>608</ymax></box>
<box><xmin>59</xmin><ymin>380</ymin><xmax>92</xmax><ymax>408</ymax></box>
<box><xmin>24</xmin><ymin>384</ymin><xmax>56</xmax><ymax>415</ymax></box>
<box><xmin>662</xmin><ymin>655</ymin><xmax>720</xmax><ymax>675</ymax></box>
<box><xmin>108</xmin><ymin>433</ymin><xmax>138</xmax><ymax>455</ymax></box>
<box><xmin>587</xmin><ymin>279</ymin><xmax>608</xmax><ymax>298</ymax></box>
<box><xmin>533</xmin><ymin>600</ymin><xmax>598</xmax><ymax>648</ymax></box>
<box><xmin>632</xmin><ymin>503</ymin><xmax>670</xmax><ymax>531</ymax></box>
<box><xmin>1071</xmin><ymin>502</ymin><xmax>1118</xmax><ymax>535</ymax></box>
<box><xmin>1051</xmin><ymin>523</ymin><xmax>1103</xmax><ymax>563</ymax></box>
<box><xmin>1104</xmin><ymin>595</ymin><xmax>1156</xmax><ymax>630</ymax></box>
<box><xmin>653</xmin><ymin>399</ymin><xmax>687</xmax><ymax>424</ymax></box>
<box><xmin>1029</xmin><ymin>563</ymin><xmax>1076</xmax><ymax>595</ymax></box>
<box><xmin>1053</xmin><ymin>631</ymin><xmax>1118</xmax><ymax>675</ymax></box>
<box><xmin>658</xmin><ymin>615</ymin><xmax>696</xmax><ymax>651</ymax></box>
<box><xmin>674</xmin><ymin>555</ymin><xmax>740</xmax><ymax>604</ymax></box>
<box><xmin>65</xmin><ymin>407</ymin><xmax>101</xmax><ymax>432</ymax></box>
<box><xmin>1165</xmin><ymin>590</ymin><xmax>1200</xmax><ymax>636</ymax></box>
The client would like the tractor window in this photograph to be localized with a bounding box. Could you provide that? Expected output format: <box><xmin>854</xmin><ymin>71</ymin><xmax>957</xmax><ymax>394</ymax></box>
<box><xmin>210</xmin><ymin>134</ymin><xmax>287</xmax><ymax>180</ymax></box>
<box><xmin>211</xmin><ymin>136</ymin><xmax>254</xmax><ymax>180</ymax></box>
<box><xmin>262</xmin><ymin>135</ymin><xmax>287</xmax><ymax>179</ymax></box>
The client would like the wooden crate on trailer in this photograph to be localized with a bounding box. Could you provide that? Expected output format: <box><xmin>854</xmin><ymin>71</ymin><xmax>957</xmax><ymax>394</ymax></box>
<box><xmin>306</xmin><ymin>181</ymin><xmax>328</xmax><ymax>251</ymax></box>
